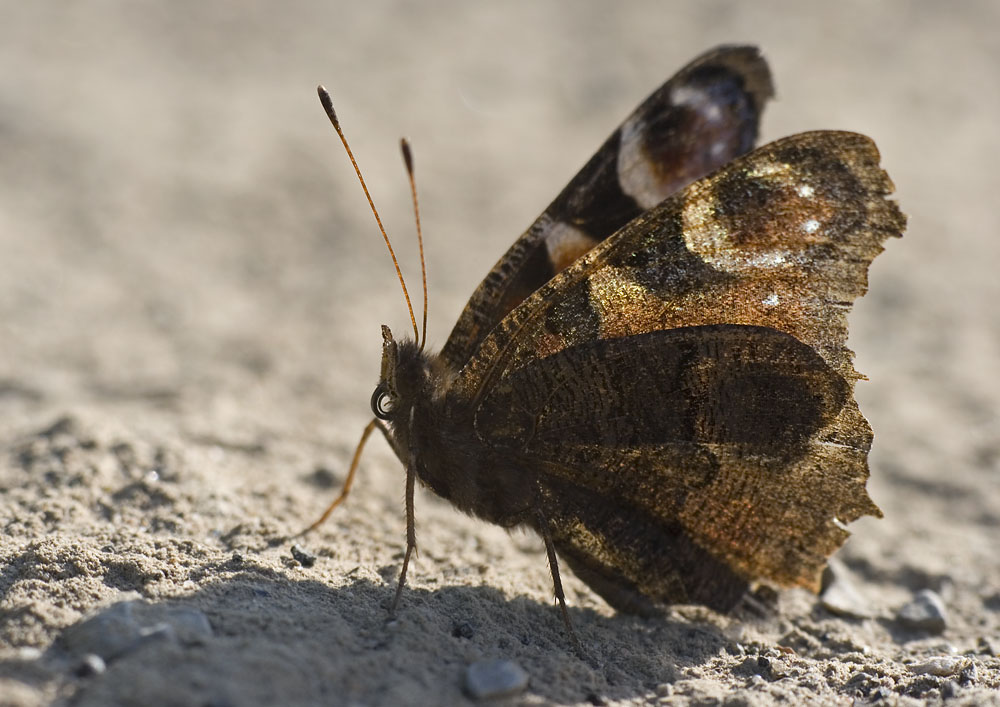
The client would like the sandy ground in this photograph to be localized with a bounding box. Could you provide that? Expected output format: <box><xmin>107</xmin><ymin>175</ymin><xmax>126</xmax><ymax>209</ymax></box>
<box><xmin>2</xmin><ymin>2</ymin><xmax>999</xmax><ymax>705</ymax></box>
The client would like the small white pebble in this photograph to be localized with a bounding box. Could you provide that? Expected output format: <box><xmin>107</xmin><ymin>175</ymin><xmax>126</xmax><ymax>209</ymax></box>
<box><xmin>909</xmin><ymin>656</ymin><xmax>970</xmax><ymax>677</ymax></box>
<box><xmin>464</xmin><ymin>659</ymin><xmax>529</xmax><ymax>700</ymax></box>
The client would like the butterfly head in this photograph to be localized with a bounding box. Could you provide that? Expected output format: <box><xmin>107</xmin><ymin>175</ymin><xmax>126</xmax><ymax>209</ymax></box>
<box><xmin>371</xmin><ymin>324</ymin><xmax>401</xmax><ymax>421</ymax></box>
<box><xmin>371</xmin><ymin>323</ymin><xmax>430</xmax><ymax>424</ymax></box>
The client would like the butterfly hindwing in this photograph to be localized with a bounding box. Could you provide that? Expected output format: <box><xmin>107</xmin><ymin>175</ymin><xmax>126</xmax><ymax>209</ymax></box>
<box><xmin>473</xmin><ymin>324</ymin><xmax>856</xmax><ymax>610</ymax></box>
<box><xmin>439</xmin><ymin>45</ymin><xmax>773</xmax><ymax>372</ymax></box>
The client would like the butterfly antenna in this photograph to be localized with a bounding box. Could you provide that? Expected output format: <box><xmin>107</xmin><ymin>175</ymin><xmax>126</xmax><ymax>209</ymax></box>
<box><xmin>400</xmin><ymin>139</ymin><xmax>428</xmax><ymax>351</ymax></box>
<box><xmin>317</xmin><ymin>85</ymin><xmax>419</xmax><ymax>343</ymax></box>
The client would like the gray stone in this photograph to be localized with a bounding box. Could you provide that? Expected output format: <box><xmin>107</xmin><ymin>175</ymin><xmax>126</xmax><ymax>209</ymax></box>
<box><xmin>897</xmin><ymin>589</ymin><xmax>948</xmax><ymax>633</ymax></box>
<box><xmin>290</xmin><ymin>543</ymin><xmax>317</xmax><ymax>567</ymax></box>
<box><xmin>62</xmin><ymin>600</ymin><xmax>143</xmax><ymax>661</ymax></box>
<box><xmin>60</xmin><ymin>600</ymin><xmax>212</xmax><ymax>662</ymax></box>
<box><xmin>820</xmin><ymin>559</ymin><xmax>873</xmax><ymax>618</ymax></box>
<box><xmin>464</xmin><ymin>659</ymin><xmax>529</xmax><ymax>700</ymax></box>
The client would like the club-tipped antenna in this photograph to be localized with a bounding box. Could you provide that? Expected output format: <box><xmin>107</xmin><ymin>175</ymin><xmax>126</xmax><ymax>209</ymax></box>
<box><xmin>317</xmin><ymin>85</ymin><xmax>419</xmax><ymax>344</ymax></box>
<box><xmin>400</xmin><ymin>139</ymin><xmax>428</xmax><ymax>351</ymax></box>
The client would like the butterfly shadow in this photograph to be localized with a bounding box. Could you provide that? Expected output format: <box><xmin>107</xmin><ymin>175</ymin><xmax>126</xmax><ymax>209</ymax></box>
<box><xmin>34</xmin><ymin>554</ymin><xmax>735</xmax><ymax>706</ymax></box>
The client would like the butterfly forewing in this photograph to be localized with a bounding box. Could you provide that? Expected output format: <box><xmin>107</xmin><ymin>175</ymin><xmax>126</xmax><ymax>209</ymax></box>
<box><xmin>439</xmin><ymin>45</ymin><xmax>773</xmax><ymax>372</ymax></box>
<box><xmin>460</xmin><ymin>131</ymin><xmax>902</xmax><ymax>397</ymax></box>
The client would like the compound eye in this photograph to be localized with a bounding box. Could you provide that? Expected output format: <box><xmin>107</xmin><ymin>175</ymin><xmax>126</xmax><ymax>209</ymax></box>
<box><xmin>371</xmin><ymin>384</ymin><xmax>394</xmax><ymax>420</ymax></box>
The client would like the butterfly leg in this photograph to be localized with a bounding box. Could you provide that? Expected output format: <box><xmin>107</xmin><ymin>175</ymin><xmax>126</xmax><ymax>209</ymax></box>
<box><xmin>296</xmin><ymin>417</ymin><xmax>388</xmax><ymax>536</ymax></box>
<box><xmin>391</xmin><ymin>412</ymin><xmax>419</xmax><ymax>615</ymax></box>
<box><xmin>390</xmin><ymin>461</ymin><xmax>417</xmax><ymax>614</ymax></box>
<box><xmin>537</xmin><ymin>511</ymin><xmax>584</xmax><ymax>657</ymax></box>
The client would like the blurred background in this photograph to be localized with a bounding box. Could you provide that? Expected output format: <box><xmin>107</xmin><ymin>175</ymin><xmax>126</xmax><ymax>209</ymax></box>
<box><xmin>3</xmin><ymin>0</ymin><xmax>998</xmax><ymax>527</ymax></box>
<box><xmin>3</xmin><ymin>0</ymin><xmax>999</xmax><ymax>587</ymax></box>
<box><xmin>0</xmin><ymin>2</ymin><xmax>998</xmax><ymax>702</ymax></box>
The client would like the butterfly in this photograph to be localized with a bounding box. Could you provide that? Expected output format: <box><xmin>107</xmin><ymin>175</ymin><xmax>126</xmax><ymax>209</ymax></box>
<box><xmin>307</xmin><ymin>45</ymin><xmax>904</xmax><ymax>632</ymax></box>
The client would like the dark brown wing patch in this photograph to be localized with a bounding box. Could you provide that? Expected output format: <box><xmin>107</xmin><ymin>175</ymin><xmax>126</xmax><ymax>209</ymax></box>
<box><xmin>476</xmin><ymin>325</ymin><xmax>846</xmax><ymax>451</ymax></box>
